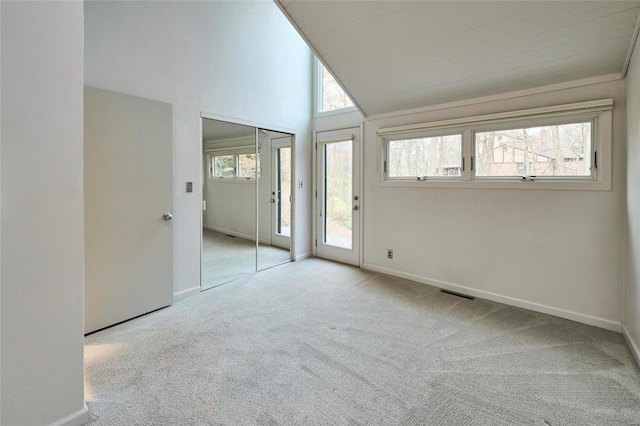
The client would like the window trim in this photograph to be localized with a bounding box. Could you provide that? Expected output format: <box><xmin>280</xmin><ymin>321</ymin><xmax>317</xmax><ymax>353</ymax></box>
<box><xmin>377</xmin><ymin>99</ymin><xmax>612</xmax><ymax>191</ymax></box>
<box><xmin>313</xmin><ymin>58</ymin><xmax>357</xmax><ymax>117</ymax></box>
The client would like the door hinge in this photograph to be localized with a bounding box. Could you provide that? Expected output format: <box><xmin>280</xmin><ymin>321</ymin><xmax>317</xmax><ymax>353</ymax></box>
<box><xmin>462</xmin><ymin>157</ymin><xmax>465</xmax><ymax>171</ymax></box>
<box><xmin>315</xmin><ymin>238</ymin><xmax>317</xmax><ymax>247</ymax></box>
<box><xmin>470</xmin><ymin>156</ymin><xmax>474</xmax><ymax>171</ymax></box>
<box><xmin>383</xmin><ymin>160</ymin><xmax>387</xmax><ymax>173</ymax></box>
<box><xmin>594</xmin><ymin>150</ymin><xmax>598</xmax><ymax>169</ymax></box>
<box><xmin>315</xmin><ymin>190</ymin><xmax>317</xmax><ymax>199</ymax></box>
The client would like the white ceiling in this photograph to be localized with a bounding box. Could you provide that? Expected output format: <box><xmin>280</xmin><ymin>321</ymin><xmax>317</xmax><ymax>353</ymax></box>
<box><xmin>202</xmin><ymin>118</ymin><xmax>290</xmax><ymax>142</ymax></box>
<box><xmin>277</xmin><ymin>1</ymin><xmax>640</xmax><ymax>117</ymax></box>
<box><xmin>202</xmin><ymin>118</ymin><xmax>255</xmax><ymax>141</ymax></box>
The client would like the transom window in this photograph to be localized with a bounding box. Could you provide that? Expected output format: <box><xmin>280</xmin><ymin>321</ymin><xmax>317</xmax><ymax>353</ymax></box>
<box><xmin>208</xmin><ymin>150</ymin><xmax>260</xmax><ymax>180</ymax></box>
<box><xmin>211</xmin><ymin>154</ymin><xmax>235</xmax><ymax>178</ymax></box>
<box><xmin>377</xmin><ymin>99</ymin><xmax>612</xmax><ymax>190</ymax></box>
<box><xmin>474</xmin><ymin>122</ymin><xmax>592</xmax><ymax>178</ymax></box>
<box><xmin>387</xmin><ymin>134</ymin><xmax>462</xmax><ymax>179</ymax></box>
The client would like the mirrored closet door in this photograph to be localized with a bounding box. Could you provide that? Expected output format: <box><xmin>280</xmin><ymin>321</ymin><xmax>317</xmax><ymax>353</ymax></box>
<box><xmin>258</xmin><ymin>131</ymin><xmax>293</xmax><ymax>271</ymax></box>
<box><xmin>201</xmin><ymin>118</ymin><xmax>293</xmax><ymax>290</ymax></box>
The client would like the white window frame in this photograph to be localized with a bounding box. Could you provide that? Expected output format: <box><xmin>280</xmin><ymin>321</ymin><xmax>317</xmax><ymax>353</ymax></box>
<box><xmin>206</xmin><ymin>144</ymin><xmax>260</xmax><ymax>183</ymax></box>
<box><xmin>313</xmin><ymin>57</ymin><xmax>357</xmax><ymax>118</ymax></box>
<box><xmin>377</xmin><ymin>99</ymin><xmax>612</xmax><ymax>191</ymax></box>
<box><xmin>385</xmin><ymin>129</ymin><xmax>465</xmax><ymax>181</ymax></box>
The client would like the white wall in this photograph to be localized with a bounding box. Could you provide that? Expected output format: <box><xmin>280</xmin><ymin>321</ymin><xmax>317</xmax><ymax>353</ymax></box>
<box><xmin>625</xmin><ymin>42</ymin><xmax>640</xmax><ymax>362</ymax></box>
<box><xmin>1</xmin><ymin>2</ymin><xmax>87</xmax><ymax>425</ymax></box>
<box><xmin>362</xmin><ymin>80</ymin><xmax>626</xmax><ymax>331</ymax></box>
<box><xmin>85</xmin><ymin>1</ymin><xmax>313</xmax><ymax>298</ymax></box>
<box><xmin>203</xmin><ymin>136</ymin><xmax>264</xmax><ymax>242</ymax></box>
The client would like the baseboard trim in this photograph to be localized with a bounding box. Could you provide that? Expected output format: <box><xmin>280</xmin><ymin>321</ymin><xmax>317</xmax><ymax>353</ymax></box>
<box><xmin>294</xmin><ymin>252</ymin><xmax>313</xmax><ymax>261</ymax></box>
<box><xmin>204</xmin><ymin>225</ymin><xmax>269</xmax><ymax>244</ymax></box>
<box><xmin>49</xmin><ymin>404</ymin><xmax>88</xmax><ymax>426</ymax></box>
<box><xmin>362</xmin><ymin>263</ymin><xmax>622</xmax><ymax>332</ymax></box>
<box><xmin>173</xmin><ymin>286</ymin><xmax>201</xmax><ymax>302</ymax></box>
<box><xmin>622</xmin><ymin>324</ymin><xmax>640</xmax><ymax>368</ymax></box>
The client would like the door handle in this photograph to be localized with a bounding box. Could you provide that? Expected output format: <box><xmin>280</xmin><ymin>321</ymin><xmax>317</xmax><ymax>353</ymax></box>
<box><xmin>163</xmin><ymin>212</ymin><xmax>173</xmax><ymax>221</ymax></box>
<box><xmin>352</xmin><ymin>205</ymin><xmax>359</xmax><ymax>211</ymax></box>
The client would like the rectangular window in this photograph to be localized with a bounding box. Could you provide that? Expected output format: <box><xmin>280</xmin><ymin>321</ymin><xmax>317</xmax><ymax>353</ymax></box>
<box><xmin>208</xmin><ymin>150</ymin><xmax>259</xmax><ymax>180</ymax></box>
<box><xmin>387</xmin><ymin>134</ymin><xmax>462</xmax><ymax>179</ymax></box>
<box><xmin>237</xmin><ymin>153</ymin><xmax>260</xmax><ymax>179</ymax></box>
<box><xmin>474</xmin><ymin>122</ymin><xmax>592</xmax><ymax>178</ymax></box>
<box><xmin>377</xmin><ymin>99</ymin><xmax>612</xmax><ymax>190</ymax></box>
<box><xmin>212</xmin><ymin>155</ymin><xmax>234</xmax><ymax>178</ymax></box>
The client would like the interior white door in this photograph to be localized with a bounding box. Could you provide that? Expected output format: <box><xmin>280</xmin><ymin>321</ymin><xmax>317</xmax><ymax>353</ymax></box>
<box><xmin>316</xmin><ymin>127</ymin><xmax>360</xmax><ymax>266</ymax></box>
<box><xmin>84</xmin><ymin>87</ymin><xmax>173</xmax><ymax>334</ymax></box>
<box><xmin>271</xmin><ymin>137</ymin><xmax>292</xmax><ymax>250</ymax></box>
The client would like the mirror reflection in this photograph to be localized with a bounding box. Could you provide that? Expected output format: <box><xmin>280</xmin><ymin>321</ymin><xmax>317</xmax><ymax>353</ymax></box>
<box><xmin>258</xmin><ymin>131</ymin><xmax>292</xmax><ymax>270</ymax></box>
<box><xmin>201</xmin><ymin>118</ymin><xmax>292</xmax><ymax>290</ymax></box>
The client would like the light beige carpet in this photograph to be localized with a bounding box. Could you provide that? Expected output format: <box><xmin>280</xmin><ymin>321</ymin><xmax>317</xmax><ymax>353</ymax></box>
<box><xmin>85</xmin><ymin>259</ymin><xmax>640</xmax><ymax>425</ymax></box>
<box><xmin>202</xmin><ymin>228</ymin><xmax>290</xmax><ymax>290</ymax></box>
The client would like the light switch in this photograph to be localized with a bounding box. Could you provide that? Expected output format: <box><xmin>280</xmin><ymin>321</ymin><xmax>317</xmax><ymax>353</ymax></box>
<box><xmin>186</xmin><ymin>182</ymin><xmax>193</xmax><ymax>193</ymax></box>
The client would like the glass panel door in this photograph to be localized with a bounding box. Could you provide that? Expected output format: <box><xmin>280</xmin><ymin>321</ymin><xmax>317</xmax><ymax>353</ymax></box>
<box><xmin>323</xmin><ymin>140</ymin><xmax>352</xmax><ymax>249</ymax></box>
<box><xmin>316</xmin><ymin>128</ymin><xmax>360</xmax><ymax>266</ymax></box>
<box><xmin>272</xmin><ymin>142</ymin><xmax>291</xmax><ymax>248</ymax></box>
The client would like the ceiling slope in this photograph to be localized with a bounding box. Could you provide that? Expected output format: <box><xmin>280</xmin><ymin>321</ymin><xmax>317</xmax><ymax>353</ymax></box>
<box><xmin>276</xmin><ymin>1</ymin><xmax>640</xmax><ymax>117</ymax></box>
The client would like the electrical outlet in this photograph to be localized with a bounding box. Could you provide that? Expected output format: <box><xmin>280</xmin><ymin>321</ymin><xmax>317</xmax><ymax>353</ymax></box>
<box><xmin>387</xmin><ymin>249</ymin><xmax>393</xmax><ymax>259</ymax></box>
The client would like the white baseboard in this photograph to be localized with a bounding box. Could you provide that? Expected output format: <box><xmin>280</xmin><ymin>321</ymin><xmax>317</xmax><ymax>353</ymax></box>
<box><xmin>204</xmin><ymin>225</ymin><xmax>270</xmax><ymax>244</ymax></box>
<box><xmin>362</xmin><ymin>263</ymin><xmax>622</xmax><ymax>332</ymax></box>
<box><xmin>294</xmin><ymin>251</ymin><xmax>313</xmax><ymax>261</ymax></box>
<box><xmin>173</xmin><ymin>285</ymin><xmax>201</xmax><ymax>302</ymax></box>
<box><xmin>49</xmin><ymin>404</ymin><xmax>88</xmax><ymax>426</ymax></box>
<box><xmin>622</xmin><ymin>324</ymin><xmax>640</xmax><ymax>368</ymax></box>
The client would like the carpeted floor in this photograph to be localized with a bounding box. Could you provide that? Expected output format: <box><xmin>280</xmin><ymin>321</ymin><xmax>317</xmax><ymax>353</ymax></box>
<box><xmin>85</xmin><ymin>258</ymin><xmax>640</xmax><ymax>425</ymax></box>
<box><xmin>202</xmin><ymin>229</ymin><xmax>290</xmax><ymax>289</ymax></box>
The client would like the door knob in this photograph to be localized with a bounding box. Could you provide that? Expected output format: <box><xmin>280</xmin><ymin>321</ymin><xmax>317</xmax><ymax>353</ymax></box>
<box><xmin>163</xmin><ymin>212</ymin><xmax>173</xmax><ymax>221</ymax></box>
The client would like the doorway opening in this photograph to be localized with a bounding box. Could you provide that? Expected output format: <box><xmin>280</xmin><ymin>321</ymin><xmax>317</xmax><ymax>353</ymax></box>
<box><xmin>201</xmin><ymin>117</ymin><xmax>294</xmax><ymax>290</ymax></box>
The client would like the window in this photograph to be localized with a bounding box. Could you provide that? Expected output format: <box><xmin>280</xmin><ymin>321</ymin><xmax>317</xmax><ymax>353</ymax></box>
<box><xmin>377</xmin><ymin>99</ymin><xmax>612</xmax><ymax>190</ymax></box>
<box><xmin>208</xmin><ymin>149</ymin><xmax>260</xmax><ymax>180</ymax></box>
<box><xmin>316</xmin><ymin>59</ymin><xmax>355</xmax><ymax>114</ymax></box>
<box><xmin>211</xmin><ymin>154</ymin><xmax>235</xmax><ymax>178</ymax></box>
<box><xmin>237</xmin><ymin>153</ymin><xmax>259</xmax><ymax>179</ymax></box>
<box><xmin>475</xmin><ymin>122</ymin><xmax>592</xmax><ymax>178</ymax></box>
<box><xmin>387</xmin><ymin>134</ymin><xmax>462</xmax><ymax>179</ymax></box>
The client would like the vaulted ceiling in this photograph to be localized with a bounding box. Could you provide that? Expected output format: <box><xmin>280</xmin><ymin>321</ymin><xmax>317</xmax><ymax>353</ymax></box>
<box><xmin>276</xmin><ymin>1</ymin><xmax>640</xmax><ymax>117</ymax></box>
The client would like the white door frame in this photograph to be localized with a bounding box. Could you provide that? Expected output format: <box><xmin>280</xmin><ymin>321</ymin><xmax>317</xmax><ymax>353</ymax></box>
<box><xmin>312</xmin><ymin>124</ymin><xmax>364</xmax><ymax>267</ymax></box>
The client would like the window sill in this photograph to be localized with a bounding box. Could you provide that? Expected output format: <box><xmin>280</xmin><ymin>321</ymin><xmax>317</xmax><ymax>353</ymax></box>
<box><xmin>207</xmin><ymin>178</ymin><xmax>257</xmax><ymax>184</ymax></box>
<box><xmin>378</xmin><ymin>178</ymin><xmax>611</xmax><ymax>191</ymax></box>
<box><xmin>314</xmin><ymin>106</ymin><xmax>358</xmax><ymax>119</ymax></box>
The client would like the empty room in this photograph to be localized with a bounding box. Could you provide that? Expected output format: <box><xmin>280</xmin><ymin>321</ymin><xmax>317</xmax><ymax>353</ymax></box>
<box><xmin>2</xmin><ymin>1</ymin><xmax>640</xmax><ymax>425</ymax></box>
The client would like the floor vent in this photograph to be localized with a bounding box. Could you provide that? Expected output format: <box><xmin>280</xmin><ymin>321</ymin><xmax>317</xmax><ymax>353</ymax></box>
<box><xmin>440</xmin><ymin>289</ymin><xmax>475</xmax><ymax>300</ymax></box>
